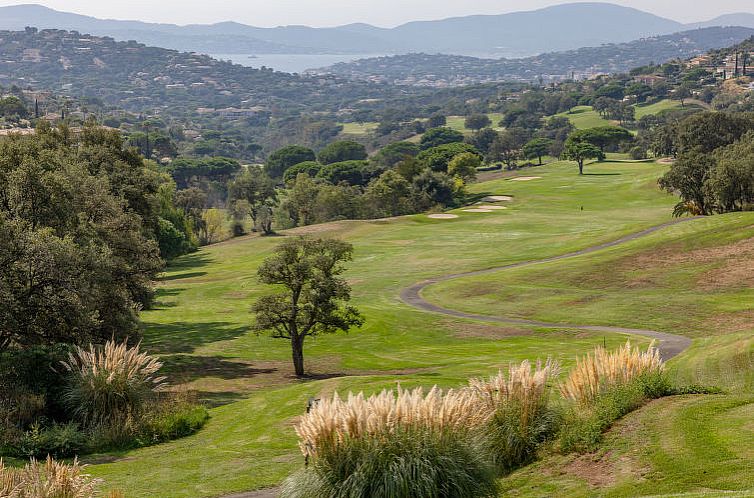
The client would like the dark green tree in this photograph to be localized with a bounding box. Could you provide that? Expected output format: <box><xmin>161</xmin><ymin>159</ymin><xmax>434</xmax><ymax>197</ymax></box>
<box><xmin>317</xmin><ymin>141</ymin><xmax>368</xmax><ymax>165</ymax></box>
<box><xmin>252</xmin><ymin>238</ymin><xmax>363</xmax><ymax>377</ymax></box>
<box><xmin>563</xmin><ymin>141</ymin><xmax>605</xmax><ymax>175</ymax></box>
<box><xmin>265</xmin><ymin>145</ymin><xmax>316</xmax><ymax>179</ymax></box>
<box><xmin>228</xmin><ymin>167</ymin><xmax>277</xmax><ymax>234</ymax></box>
<box><xmin>465</xmin><ymin>114</ymin><xmax>492</xmax><ymax>131</ymax></box>
<box><xmin>523</xmin><ymin>138</ymin><xmax>554</xmax><ymax>165</ymax></box>
<box><xmin>419</xmin><ymin>127</ymin><xmax>465</xmax><ymax>150</ymax></box>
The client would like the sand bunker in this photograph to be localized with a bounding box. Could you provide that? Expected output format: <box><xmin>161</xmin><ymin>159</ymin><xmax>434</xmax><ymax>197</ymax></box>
<box><xmin>463</xmin><ymin>209</ymin><xmax>493</xmax><ymax>213</ymax></box>
<box><xmin>510</xmin><ymin>176</ymin><xmax>542</xmax><ymax>181</ymax></box>
<box><xmin>477</xmin><ymin>205</ymin><xmax>507</xmax><ymax>210</ymax></box>
<box><xmin>482</xmin><ymin>195</ymin><xmax>513</xmax><ymax>202</ymax></box>
<box><xmin>427</xmin><ymin>214</ymin><xmax>459</xmax><ymax>219</ymax></box>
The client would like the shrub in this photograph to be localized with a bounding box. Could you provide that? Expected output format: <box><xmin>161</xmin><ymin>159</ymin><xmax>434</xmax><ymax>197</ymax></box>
<box><xmin>558</xmin><ymin>380</ymin><xmax>647</xmax><ymax>453</ymax></box>
<box><xmin>559</xmin><ymin>341</ymin><xmax>664</xmax><ymax>403</ymax></box>
<box><xmin>283</xmin><ymin>386</ymin><xmax>498</xmax><ymax>498</ymax></box>
<box><xmin>61</xmin><ymin>340</ymin><xmax>166</xmax><ymax>428</ymax></box>
<box><xmin>135</xmin><ymin>396</ymin><xmax>209</xmax><ymax>447</ymax></box>
<box><xmin>469</xmin><ymin>360</ymin><xmax>561</xmax><ymax>472</ymax></box>
<box><xmin>0</xmin><ymin>456</ymin><xmax>100</xmax><ymax>497</ymax></box>
<box><xmin>14</xmin><ymin>422</ymin><xmax>88</xmax><ymax>459</ymax></box>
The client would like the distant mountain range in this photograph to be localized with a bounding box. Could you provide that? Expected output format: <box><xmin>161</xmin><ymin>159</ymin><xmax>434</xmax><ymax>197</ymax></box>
<box><xmin>0</xmin><ymin>3</ymin><xmax>753</xmax><ymax>58</ymax></box>
<box><xmin>315</xmin><ymin>27</ymin><xmax>754</xmax><ymax>86</ymax></box>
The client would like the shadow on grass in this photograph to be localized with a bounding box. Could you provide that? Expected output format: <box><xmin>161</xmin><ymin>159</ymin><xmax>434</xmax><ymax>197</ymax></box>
<box><xmin>142</xmin><ymin>321</ymin><xmax>251</xmax><ymax>354</ymax></box>
<box><xmin>161</xmin><ymin>355</ymin><xmax>278</xmax><ymax>383</ymax></box>
<box><xmin>158</xmin><ymin>271</ymin><xmax>208</xmax><ymax>282</ymax></box>
<box><xmin>583</xmin><ymin>172</ymin><xmax>621</xmax><ymax>176</ymax></box>
<box><xmin>198</xmin><ymin>391</ymin><xmax>248</xmax><ymax>408</ymax></box>
<box><xmin>150</xmin><ymin>288</ymin><xmax>185</xmax><ymax>309</ymax></box>
<box><xmin>165</xmin><ymin>252</ymin><xmax>214</xmax><ymax>272</ymax></box>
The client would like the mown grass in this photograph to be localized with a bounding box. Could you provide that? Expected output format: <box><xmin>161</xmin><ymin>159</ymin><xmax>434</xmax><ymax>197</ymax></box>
<box><xmin>634</xmin><ymin>99</ymin><xmax>683</xmax><ymax>120</ymax></box>
<box><xmin>556</xmin><ymin>106</ymin><xmax>614</xmax><ymax>129</ymax></box>
<box><xmin>425</xmin><ymin>212</ymin><xmax>754</xmax><ymax>338</ymax></box>
<box><xmin>446</xmin><ymin>113</ymin><xmax>505</xmax><ymax>134</ymax></box>
<box><xmin>338</xmin><ymin>122</ymin><xmax>379</xmax><ymax>135</ymax></box>
<box><xmin>81</xmin><ymin>159</ymin><xmax>754</xmax><ymax>496</ymax></box>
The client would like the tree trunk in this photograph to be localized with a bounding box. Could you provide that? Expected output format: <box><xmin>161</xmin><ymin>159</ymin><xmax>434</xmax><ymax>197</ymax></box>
<box><xmin>578</xmin><ymin>161</ymin><xmax>584</xmax><ymax>175</ymax></box>
<box><xmin>291</xmin><ymin>335</ymin><xmax>305</xmax><ymax>377</ymax></box>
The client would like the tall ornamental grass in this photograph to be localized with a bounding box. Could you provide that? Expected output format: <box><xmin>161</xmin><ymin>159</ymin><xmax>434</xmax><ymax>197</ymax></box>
<box><xmin>559</xmin><ymin>341</ymin><xmax>665</xmax><ymax>403</ymax></box>
<box><xmin>469</xmin><ymin>360</ymin><xmax>561</xmax><ymax>472</ymax></box>
<box><xmin>0</xmin><ymin>457</ymin><xmax>99</xmax><ymax>498</ymax></box>
<box><xmin>61</xmin><ymin>340</ymin><xmax>166</xmax><ymax>428</ymax></box>
<box><xmin>557</xmin><ymin>341</ymin><xmax>670</xmax><ymax>453</ymax></box>
<box><xmin>282</xmin><ymin>386</ymin><xmax>498</xmax><ymax>498</ymax></box>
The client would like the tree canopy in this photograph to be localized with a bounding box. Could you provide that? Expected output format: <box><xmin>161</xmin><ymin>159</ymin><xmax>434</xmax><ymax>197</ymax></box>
<box><xmin>419</xmin><ymin>127</ymin><xmax>465</xmax><ymax>150</ymax></box>
<box><xmin>0</xmin><ymin>125</ymin><xmax>164</xmax><ymax>351</ymax></box>
<box><xmin>317</xmin><ymin>140</ymin><xmax>368</xmax><ymax>165</ymax></box>
<box><xmin>265</xmin><ymin>145</ymin><xmax>316</xmax><ymax>178</ymax></box>
<box><xmin>252</xmin><ymin>237</ymin><xmax>363</xmax><ymax>376</ymax></box>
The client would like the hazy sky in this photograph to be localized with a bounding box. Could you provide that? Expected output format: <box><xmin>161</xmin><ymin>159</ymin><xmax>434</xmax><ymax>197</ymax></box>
<box><xmin>0</xmin><ymin>0</ymin><xmax>752</xmax><ymax>27</ymax></box>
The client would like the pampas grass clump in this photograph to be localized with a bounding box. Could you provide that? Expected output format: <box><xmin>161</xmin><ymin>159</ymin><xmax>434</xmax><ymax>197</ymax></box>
<box><xmin>559</xmin><ymin>341</ymin><xmax>664</xmax><ymax>403</ymax></box>
<box><xmin>0</xmin><ymin>456</ymin><xmax>99</xmax><ymax>498</ymax></box>
<box><xmin>61</xmin><ymin>340</ymin><xmax>166</xmax><ymax>428</ymax></box>
<box><xmin>469</xmin><ymin>360</ymin><xmax>561</xmax><ymax>472</ymax></box>
<box><xmin>283</xmin><ymin>386</ymin><xmax>498</xmax><ymax>498</ymax></box>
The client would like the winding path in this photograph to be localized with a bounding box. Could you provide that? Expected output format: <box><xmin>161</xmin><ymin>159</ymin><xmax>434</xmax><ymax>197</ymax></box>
<box><xmin>400</xmin><ymin>218</ymin><xmax>701</xmax><ymax>360</ymax></box>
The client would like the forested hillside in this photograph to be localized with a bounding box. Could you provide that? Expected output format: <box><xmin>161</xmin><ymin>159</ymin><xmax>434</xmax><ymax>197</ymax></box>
<box><xmin>318</xmin><ymin>27</ymin><xmax>754</xmax><ymax>86</ymax></box>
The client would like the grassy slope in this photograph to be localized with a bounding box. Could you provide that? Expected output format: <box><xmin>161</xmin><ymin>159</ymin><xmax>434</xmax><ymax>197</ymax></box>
<box><xmin>425</xmin><ymin>213</ymin><xmax>754</xmax><ymax>337</ymax></box>
<box><xmin>86</xmin><ymin>160</ymin><xmax>753</xmax><ymax>497</ymax></box>
<box><xmin>558</xmin><ymin>100</ymin><xmax>687</xmax><ymax>130</ymax></box>
<box><xmin>446</xmin><ymin>113</ymin><xmax>505</xmax><ymax>133</ymax></box>
<box><xmin>557</xmin><ymin>106</ymin><xmax>614</xmax><ymax>129</ymax></box>
<box><xmin>85</xmin><ymin>160</ymin><xmax>680</xmax><ymax>496</ymax></box>
<box><xmin>634</xmin><ymin>99</ymin><xmax>683</xmax><ymax>120</ymax></box>
<box><xmin>338</xmin><ymin>121</ymin><xmax>379</xmax><ymax>135</ymax></box>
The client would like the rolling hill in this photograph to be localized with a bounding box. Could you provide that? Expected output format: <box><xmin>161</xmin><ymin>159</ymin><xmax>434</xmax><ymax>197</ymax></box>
<box><xmin>314</xmin><ymin>27</ymin><xmax>754</xmax><ymax>86</ymax></box>
<box><xmin>0</xmin><ymin>2</ymin><xmax>735</xmax><ymax>58</ymax></box>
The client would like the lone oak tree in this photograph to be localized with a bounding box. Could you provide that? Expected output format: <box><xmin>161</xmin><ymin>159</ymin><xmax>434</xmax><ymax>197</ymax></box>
<box><xmin>252</xmin><ymin>237</ymin><xmax>363</xmax><ymax>377</ymax></box>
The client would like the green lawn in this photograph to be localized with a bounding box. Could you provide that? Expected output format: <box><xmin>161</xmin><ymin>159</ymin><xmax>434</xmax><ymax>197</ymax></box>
<box><xmin>446</xmin><ymin>113</ymin><xmax>505</xmax><ymax>134</ymax></box>
<box><xmin>557</xmin><ymin>100</ymin><xmax>690</xmax><ymax>130</ymax></box>
<box><xmin>634</xmin><ymin>99</ymin><xmax>683</xmax><ymax>119</ymax></box>
<box><xmin>557</xmin><ymin>106</ymin><xmax>614</xmax><ymax>129</ymax></box>
<box><xmin>84</xmin><ymin>160</ymin><xmax>752</xmax><ymax>497</ymax></box>
<box><xmin>338</xmin><ymin>121</ymin><xmax>379</xmax><ymax>135</ymax></box>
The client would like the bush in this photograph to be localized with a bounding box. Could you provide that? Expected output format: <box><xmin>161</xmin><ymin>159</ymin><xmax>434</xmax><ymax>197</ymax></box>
<box><xmin>135</xmin><ymin>397</ymin><xmax>209</xmax><ymax>447</ymax></box>
<box><xmin>283</xmin><ymin>387</ymin><xmax>498</xmax><ymax>498</ymax></box>
<box><xmin>61</xmin><ymin>340</ymin><xmax>166</xmax><ymax>428</ymax></box>
<box><xmin>469</xmin><ymin>360</ymin><xmax>560</xmax><ymax>472</ymax></box>
<box><xmin>0</xmin><ymin>346</ymin><xmax>71</xmax><ymax>422</ymax></box>
<box><xmin>558</xmin><ymin>381</ymin><xmax>646</xmax><ymax>453</ymax></box>
<box><xmin>629</xmin><ymin>146</ymin><xmax>648</xmax><ymax>160</ymax></box>
<box><xmin>14</xmin><ymin>422</ymin><xmax>88</xmax><ymax>459</ymax></box>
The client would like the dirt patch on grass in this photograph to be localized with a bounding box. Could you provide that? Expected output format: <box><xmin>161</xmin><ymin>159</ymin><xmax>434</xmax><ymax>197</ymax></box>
<box><xmin>427</xmin><ymin>213</ymin><xmax>459</xmax><ymax>219</ymax></box>
<box><xmin>587</xmin><ymin>231</ymin><xmax>754</xmax><ymax>291</ymax></box>
<box><xmin>443</xmin><ymin>320</ymin><xmax>533</xmax><ymax>339</ymax></box>
<box><xmin>563</xmin><ymin>452</ymin><xmax>619</xmax><ymax>487</ymax></box>
<box><xmin>453</xmin><ymin>282</ymin><xmax>499</xmax><ymax>298</ymax></box>
<box><xmin>703</xmin><ymin>310</ymin><xmax>754</xmax><ymax>334</ymax></box>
